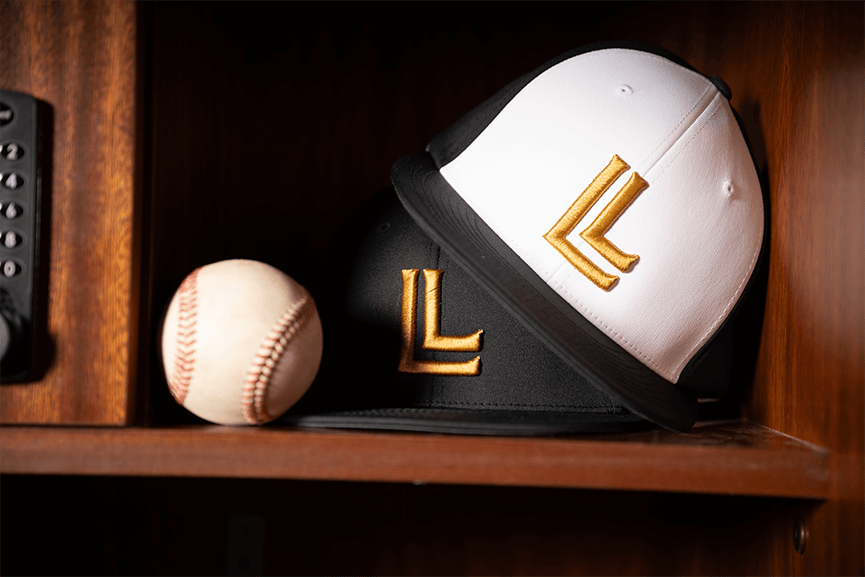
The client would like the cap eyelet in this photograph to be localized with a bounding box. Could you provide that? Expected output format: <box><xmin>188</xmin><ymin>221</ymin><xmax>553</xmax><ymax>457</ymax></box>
<box><xmin>616</xmin><ymin>85</ymin><xmax>634</xmax><ymax>97</ymax></box>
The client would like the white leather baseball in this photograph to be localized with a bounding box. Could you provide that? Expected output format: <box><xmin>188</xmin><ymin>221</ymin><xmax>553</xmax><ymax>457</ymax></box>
<box><xmin>161</xmin><ymin>259</ymin><xmax>323</xmax><ymax>425</ymax></box>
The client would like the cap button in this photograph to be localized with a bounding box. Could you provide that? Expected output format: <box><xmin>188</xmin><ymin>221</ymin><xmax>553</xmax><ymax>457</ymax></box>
<box><xmin>616</xmin><ymin>84</ymin><xmax>634</xmax><ymax>97</ymax></box>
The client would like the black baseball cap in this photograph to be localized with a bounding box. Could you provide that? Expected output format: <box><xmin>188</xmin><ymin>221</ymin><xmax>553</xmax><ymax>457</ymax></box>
<box><xmin>282</xmin><ymin>187</ymin><xmax>657</xmax><ymax>435</ymax></box>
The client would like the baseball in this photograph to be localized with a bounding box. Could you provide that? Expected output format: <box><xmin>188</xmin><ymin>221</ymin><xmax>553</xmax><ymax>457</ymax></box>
<box><xmin>160</xmin><ymin>259</ymin><xmax>323</xmax><ymax>425</ymax></box>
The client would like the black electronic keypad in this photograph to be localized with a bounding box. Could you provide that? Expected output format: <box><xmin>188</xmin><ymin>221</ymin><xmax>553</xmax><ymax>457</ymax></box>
<box><xmin>0</xmin><ymin>89</ymin><xmax>43</xmax><ymax>382</ymax></box>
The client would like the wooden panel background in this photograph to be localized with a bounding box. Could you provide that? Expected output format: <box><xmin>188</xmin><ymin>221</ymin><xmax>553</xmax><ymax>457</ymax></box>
<box><xmin>139</xmin><ymin>2</ymin><xmax>863</xmax><ymax>574</ymax></box>
<box><xmin>0</xmin><ymin>0</ymin><xmax>141</xmax><ymax>424</ymax></box>
<box><xmin>0</xmin><ymin>1</ymin><xmax>861</xmax><ymax>575</ymax></box>
<box><xmin>732</xmin><ymin>4</ymin><xmax>864</xmax><ymax>574</ymax></box>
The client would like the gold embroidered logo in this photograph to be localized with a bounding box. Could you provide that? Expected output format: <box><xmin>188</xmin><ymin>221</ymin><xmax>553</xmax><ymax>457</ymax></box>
<box><xmin>543</xmin><ymin>155</ymin><xmax>648</xmax><ymax>291</ymax></box>
<box><xmin>398</xmin><ymin>269</ymin><xmax>483</xmax><ymax>376</ymax></box>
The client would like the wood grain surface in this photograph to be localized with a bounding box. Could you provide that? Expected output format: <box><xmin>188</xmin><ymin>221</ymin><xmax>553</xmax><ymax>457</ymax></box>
<box><xmin>722</xmin><ymin>5</ymin><xmax>864</xmax><ymax>575</ymax></box>
<box><xmin>0</xmin><ymin>420</ymin><xmax>830</xmax><ymax>498</ymax></box>
<box><xmin>0</xmin><ymin>0</ymin><xmax>140</xmax><ymax>424</ymax></box>
<box><xmin>0</xmin><ymin>1</ymin><xmax>861</xmax><ymax>575</ymax></box>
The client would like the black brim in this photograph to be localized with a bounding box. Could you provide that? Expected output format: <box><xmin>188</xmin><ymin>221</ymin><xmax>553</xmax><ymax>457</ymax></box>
<box><xmin>285</xmin><ymin>407</ymin><xmax>651</xmax><ymax>436</ymax></box>
<box><xmin>391</xmin><ymin>152</ymin><xmax>698</xmax><ymax>431</ymax></box>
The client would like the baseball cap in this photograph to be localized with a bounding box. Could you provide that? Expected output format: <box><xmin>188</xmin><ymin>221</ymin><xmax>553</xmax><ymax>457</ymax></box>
<box><xmin>388</xmin><ymin>40</ymin><xmax>766</xmax><ymax>431</ymax></box>
<box><xmin>283</xmin><ymin>187</ymin><xmax>656</xmax><ymax>435</ymax></box>
<box><xmin>283</xmin><ymin>41</ymin><xmax>766</xmax><ymax>434</ymax></box>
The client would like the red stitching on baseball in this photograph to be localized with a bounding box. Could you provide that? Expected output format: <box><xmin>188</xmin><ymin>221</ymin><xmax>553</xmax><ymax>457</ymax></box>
<box><xmin>242</xmin><ymin>289</ymin><xmax>317</xmax><ymax>424</ymax></box>
<box><xmin>168</xmin><ymin>268</ymin><xmax>200</xmax><ymax>404</ymax></box>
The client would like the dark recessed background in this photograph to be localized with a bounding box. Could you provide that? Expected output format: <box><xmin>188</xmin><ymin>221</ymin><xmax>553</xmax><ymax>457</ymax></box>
<box><xmin>144</xmin><ymin>0</ymin><xmax>767</xmax><ymax>425</ymax></box>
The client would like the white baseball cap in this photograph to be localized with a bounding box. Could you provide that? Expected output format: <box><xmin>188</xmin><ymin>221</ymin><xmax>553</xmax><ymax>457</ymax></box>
<box><xmin>391</xmin><ymin>41</ymin><xmax>766</xmax><ymax>430</ymax></box>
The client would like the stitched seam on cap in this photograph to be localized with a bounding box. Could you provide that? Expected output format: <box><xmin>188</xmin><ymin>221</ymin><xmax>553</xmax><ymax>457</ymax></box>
<box><xmin>644</xmin><ymin>97</ymin><xmax>760</xmax><ymax>380</ymax></box>
<box><xmin>638</xmin><ymin>84</ymin><xmax>715</xmax><ymax>174</ymax></box>
<box><xmin>553</xmin><ymin>98</ymin><xmax>730</xmax><ymax>382</ymax></box>
<box><xmin>648</xmin><ymin>95</ymin><xmax>723</xmax><ymax>185</ymax></box>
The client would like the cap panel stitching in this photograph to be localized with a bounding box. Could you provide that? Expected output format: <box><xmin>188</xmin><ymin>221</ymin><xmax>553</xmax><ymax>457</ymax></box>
<box><xmin>550</xmin><ymin>97</ymin><xmax>756</xmax><ymax>383</ymax></box>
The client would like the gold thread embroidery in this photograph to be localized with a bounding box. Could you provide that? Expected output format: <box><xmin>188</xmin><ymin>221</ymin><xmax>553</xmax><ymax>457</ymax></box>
<box><xmin>398</xmin><ymin>269</ymin><xmax>482</xmax><ymax>376</ymax></box>
<box><xmin>422</xmin><ymin>269</ymin><xmax>483</xmax><ymax>351</ymax></box>
<box><xmin>398</xmin><ymin>269</ymin><xmax>421</xmax><ymax>373</ymax></box>
<box><xmin>543</xmin><ymin>155</ymin><xmax>647</xmax><ymax>290</ymax></box>
<box><xmin>579</xmin><ymin>172</ymin><xmax>648</xmax><ymax>272</ymax></box>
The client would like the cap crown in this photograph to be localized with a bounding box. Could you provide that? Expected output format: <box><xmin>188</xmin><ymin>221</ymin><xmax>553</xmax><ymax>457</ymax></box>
<box><xmin>438</xmin><ymin>48</ymin><xmax>764</xmax><ymax>383</ymax></box>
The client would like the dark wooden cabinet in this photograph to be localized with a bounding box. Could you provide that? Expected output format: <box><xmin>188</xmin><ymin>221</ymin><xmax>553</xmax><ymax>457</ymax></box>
<box><xmin>1</xmin><ymin>2</ymin><xmax>862</xmax><ymax>574</ymax></box>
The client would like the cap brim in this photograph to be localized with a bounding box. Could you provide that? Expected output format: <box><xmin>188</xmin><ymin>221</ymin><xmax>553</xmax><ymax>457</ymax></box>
<box><xmin>392</xmin><ymin>152</ymin><xmax>698</xmax><ymax>431</ymax></box>
<box><xmin>285</xmin><ymin>407</ymin><xmax>651</xmax><ymax>436</ymax></box>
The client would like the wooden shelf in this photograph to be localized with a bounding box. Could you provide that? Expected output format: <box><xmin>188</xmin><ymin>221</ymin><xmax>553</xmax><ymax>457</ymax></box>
<box><xmin>0</xmin><ymin>419</ymin><xmax>829</xmax><ymax>499</ymax></box>
<box><xmin>1</xmin><ymin>2</ymin><xmax>861</xmax><ymax>574</ymax></box>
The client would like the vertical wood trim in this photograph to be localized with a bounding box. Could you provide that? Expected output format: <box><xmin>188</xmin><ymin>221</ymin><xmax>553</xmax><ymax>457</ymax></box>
<box><xmin>0</xmin><ymin>0</ymin><xmax>140</xmax><ymax>424</ymax></box>
<box><xmin>733</xmin><ymin>4</ymin><xmax>864</xmax><ymax>575</ymax></box>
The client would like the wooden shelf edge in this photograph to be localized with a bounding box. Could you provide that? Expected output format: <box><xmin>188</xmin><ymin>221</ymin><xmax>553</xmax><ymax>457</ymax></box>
<box><xmin>0</xmin><ymin>420</ymin><xmax>829</xmax><ymax>499</ymax></box>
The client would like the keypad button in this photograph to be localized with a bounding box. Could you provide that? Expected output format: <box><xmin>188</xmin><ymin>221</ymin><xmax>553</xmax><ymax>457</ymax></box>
<box><xmin>2</xmin><ymin>203</ymin><xmax>22</xmax><ymax>219</ymax></box>
<box><xmin>0</xmin><ymin>142</ymin><xmax>25</xmax><ymax>161</ymax></box>
<box><xmin>0</xmin><ymin>103</ymin><xmax>12</xmax><ymax>126</ymax></box>
<box><xmin>2</xmin><ymin>261</ymin><xmax>21</xmax><ymax>278</ymax></box>
<box><xmin>1</xmin><ymin>172</ymin><xmax>23</xmax><ymax>190</ymax></box>
<box><xmin>2</xmin><ymin>231</ymin><xmax>21</xmax><ymax>249</ymax></box>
